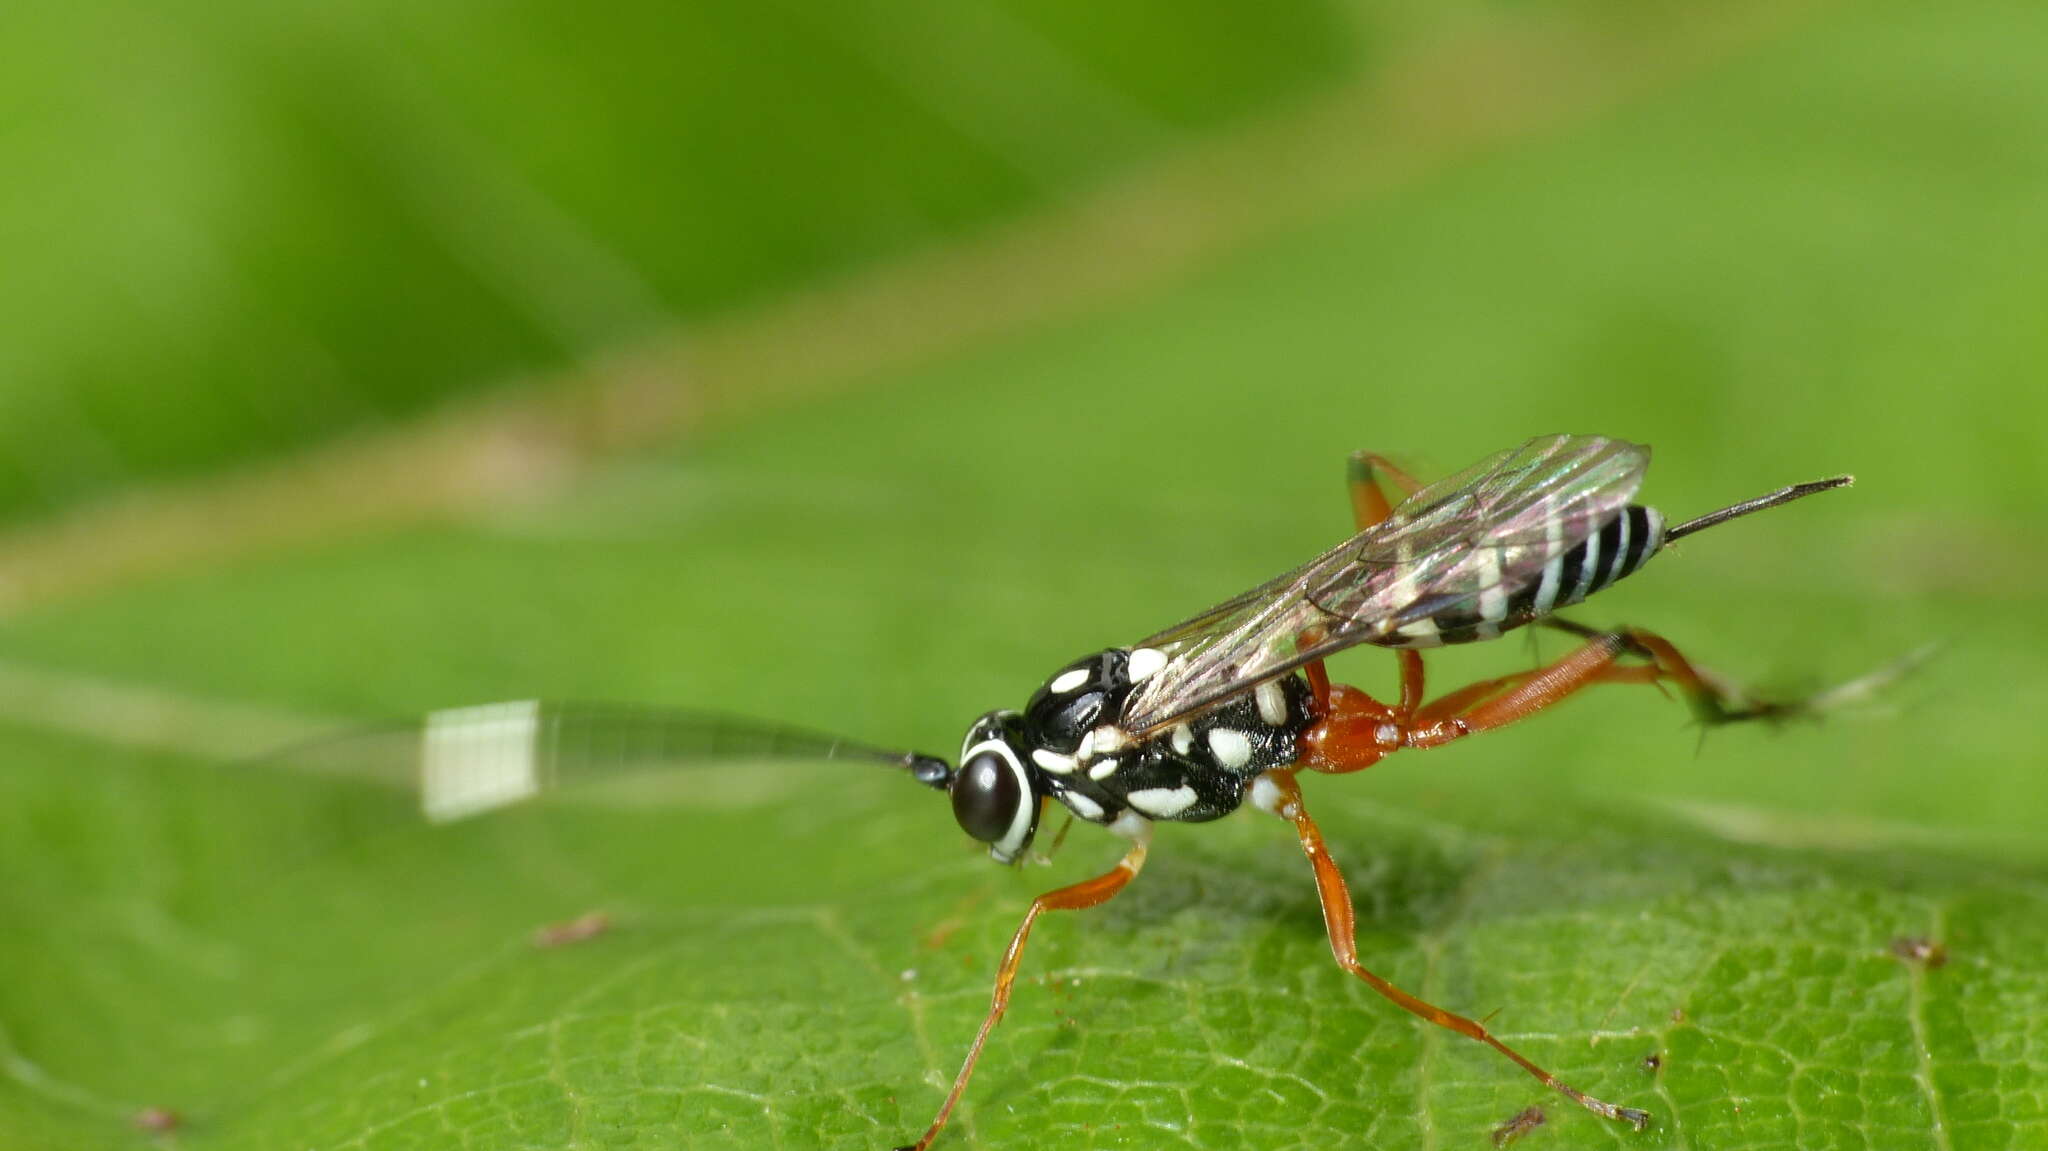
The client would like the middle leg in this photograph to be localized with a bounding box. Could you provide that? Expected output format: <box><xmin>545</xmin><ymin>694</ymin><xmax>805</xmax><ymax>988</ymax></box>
<box><xmin>1248</xmin><ymin>771</ymin><xmax>1650</xmax><ymax>1128</ymax></box>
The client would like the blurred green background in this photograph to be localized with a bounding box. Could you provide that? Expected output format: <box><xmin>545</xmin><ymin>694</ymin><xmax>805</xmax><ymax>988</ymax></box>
<box><xmin>1</xmin><ymin>1</ymin><xmax>2041</xmax><ymax>1149</ymax></box>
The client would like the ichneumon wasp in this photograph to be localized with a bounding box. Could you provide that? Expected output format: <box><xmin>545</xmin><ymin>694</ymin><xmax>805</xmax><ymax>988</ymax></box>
<box><xmin>292</xmin><ymin>434</ymin><xmax>1869</xmax><ymax>1147</ymax></box>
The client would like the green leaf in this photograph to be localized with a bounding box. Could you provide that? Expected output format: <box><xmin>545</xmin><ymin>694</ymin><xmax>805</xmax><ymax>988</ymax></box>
<box><xmin>3</xmin><ymin>0</ymin><xmax>2046</xmax><ymax>1149</ymax></box>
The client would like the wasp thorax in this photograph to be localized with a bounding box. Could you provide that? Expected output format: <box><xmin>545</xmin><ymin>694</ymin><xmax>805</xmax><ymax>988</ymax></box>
<box><xmin>953</xmin><ymin>711</ymin><xmax>1040</xmax><ymax>864</ymax></box>
<box><xmin>1023</xmin><ymin>649</ymin><xmax>1133</xmax><ymax>754</ymax></box>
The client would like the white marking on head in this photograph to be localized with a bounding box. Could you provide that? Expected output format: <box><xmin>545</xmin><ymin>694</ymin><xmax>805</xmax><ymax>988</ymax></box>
<box><xmin>1061</xmin><ymin>790</ymin><xmax>1105</xmax><ymax>820</ymax></box>
<box><xmin>1049</xmin><ymin>667</ymin><xmax>1090</xmax><ymax>694</ymax></box>
<box><xmin>964</xmin><ymin>737</ymin><xmax>1036</xmax><ymax>863</ymax></box>
<box><xmin>1087</xmin><ymin>756</ymin><xmax>1120</xmax><ymax>781</ymax></box>
<box><xmin>1126</xmin><ymin>647</ymin><xmax>1168</xmax><ymax>684</ymax></box>
<box><xmin>1031</xmin><ymin>748</ymin><xmax>1076</xmax><ymax>774</ymax></box>
<box><xmin>960</xmin><ymin>711</ymin><xmax>1020</xmax><ymax>762</ymax></box>
<box><xmin>1207</xmin><ymin>727</ymin><xmax>1253</xmax><ymax>770</ymax></box>
<box><xmin>1170</xmin><ymin>723</ymin><xmax>1194</xmax><ymax>756</ymax></box>
<box><xmin>1255</xmin><ymin>681</ymin><xmax>1287</xmax><ymax>726</ymax></box>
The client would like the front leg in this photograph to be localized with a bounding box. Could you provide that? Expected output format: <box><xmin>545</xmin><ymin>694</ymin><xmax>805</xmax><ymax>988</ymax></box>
<box><xmin>1248</xmin><ymin>771</ymin><xmax>1651</xmax><ymax>1129</ymax></box>
<box><xmin>896</xmin><ymin>824</ymin><xmax>1152</xmax><ymax>1151</ymax></box>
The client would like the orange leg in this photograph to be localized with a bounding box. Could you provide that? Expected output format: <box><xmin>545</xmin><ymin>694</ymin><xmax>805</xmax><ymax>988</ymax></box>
<box><xmin>1396</xmin><ymin>649</ymin><xmax>1427</xmax><ymax>717</ymax></box>
<box><xmin>1348</xmin><ymin>450</ymin><xmax>1424</xmax><ymax>531</ymax></box>
<box><xmin>897</xmin><ymin>829</ymin><xmax>1151</xmax><ymax>1151</ymax></box>
<box><xmin>1249</xmin><ymin>771</ymin><xmax>1650</xmax><ymax>1129</ymax></box>
<box><xmin>1540</xmin><ymin>621</ymin><xmax>1802</xmax><ymax>726</ymax></box>
<box><xmin>1302</xmin><ymin>628</ymin><xmax>1783</xmax><ymax>771</ymax></box>
<box><xmin>1412</xmin><ymin>628</ymin><xmax>1793</xmax><ymax>749</ymax></box>
<box><xmin>1347</xmin><ymin>452</ymin><xmax>1431</xmax><ymax>720</ymax></box>
<box><xmin>1412</xmin><ymin>663</ymin><xmax>1661</xmax><ymax>726</ymax></box>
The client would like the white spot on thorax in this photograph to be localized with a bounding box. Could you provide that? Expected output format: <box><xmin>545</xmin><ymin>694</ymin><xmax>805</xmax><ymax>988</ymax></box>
<box><xmin>1108</xmin><ymin>810</ymin><xmax>1152</xmax><ymax>844</ymax></box>
<box><xmin>1170</xmin><ymin>724</ymin><xmax>1194</xmax><ymax>756</ymax></box>
<box><xmin>1089</xmin><ymin>725</ymin><xmax>1128</xmax><ymax>754</ymax></box>
<box><xmin>1248</xmin><ymin>772</ymin><xmax>1299</xmax><ymax>819</ymax></box>
<box><xmin>1031</xmin><ymin>748</ymin><xmax>1076</xmax><ymax>774</ymax></box>
<box><xmin>1255</xmin><ymin>681</ymin><xmax>1287</xmax><ymax>726</ymax></box>
<box><xmin>1126</xmin><ymin>786</ymin><xmax>1198</xmax><ymax>819</ymax></box>
<box><xmin>1127</xmin><ymin>647</ymin><xmax>1168</xmax><ymax>683</ymax></box>
<box><xmin>1248</xmin><ymin>774</ymin><xmax>1284</xmax><ymax>816</ymax></box>
<box><xmin>1061</xmin><ymin>790</ymin><xmax>1105</xmax><ymax>820</ymax></box>
<box><xmin>1048</xmin><ymin>667</ymin><xmax>1090</xmax><ymax>694</ymax></box>
<box><xmin>1088</xmin><ymin>756</ymin><xmax>1120</xmax><ymax>781</ymax></box>
<box><xmin>1207</xmin><ymin>727</ymin><xmax>1253</xmax><ymax>769</ymax></box>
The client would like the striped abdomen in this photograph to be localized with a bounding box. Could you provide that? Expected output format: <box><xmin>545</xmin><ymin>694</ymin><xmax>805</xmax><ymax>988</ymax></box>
<box><xmin>1382</xmin><ymin>504</ymin><xmax>1666</xmax><ymax>647</ymax></box>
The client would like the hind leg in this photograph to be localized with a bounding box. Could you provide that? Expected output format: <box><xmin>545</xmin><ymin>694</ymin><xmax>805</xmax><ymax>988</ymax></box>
<box><xmin>1250</xmin><ymin>771</ymin><xmax>1651</xmax><ymax>1129</ymax></box>
<box><xmin>1347</xmin><ymin>450</ymin><xmax>1423</xmax><ymax>531</ymax></box>
<box><xmin>1345</xmin><ymin>451</ymin><xmax>1430</xmax><ymax>717</ymax></box>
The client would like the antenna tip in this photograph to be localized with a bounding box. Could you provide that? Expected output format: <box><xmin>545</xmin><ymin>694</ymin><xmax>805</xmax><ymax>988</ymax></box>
<box><xmin>905</xmin><ymin>754</ymin><xmax>952</xmax><ymax>790</ymax></box>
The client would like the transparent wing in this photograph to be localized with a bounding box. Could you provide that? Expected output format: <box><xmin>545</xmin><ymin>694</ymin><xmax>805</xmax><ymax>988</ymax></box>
<box><xmin>1119</xmin><ymin>435</ymin><xmax>1650</xmax><ymax>734</ymax></box>
<box><xmin>267</xmin><ymin>701</ymin><xmax>942</xmax><ymax>828</ymax></box>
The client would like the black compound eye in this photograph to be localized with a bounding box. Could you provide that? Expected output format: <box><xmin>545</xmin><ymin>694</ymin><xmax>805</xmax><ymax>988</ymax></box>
<box><xmin>951</xmin><ymin>750</ymin><xmax>1024</xmax><ymax>844</ymax></box>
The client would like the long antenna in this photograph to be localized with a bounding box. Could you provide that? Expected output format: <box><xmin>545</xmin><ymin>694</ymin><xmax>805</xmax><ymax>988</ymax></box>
<box><xmin>1664</xmin><ymin>475</ymin><xmax>1853</xmax><ymax>543</ymax></box>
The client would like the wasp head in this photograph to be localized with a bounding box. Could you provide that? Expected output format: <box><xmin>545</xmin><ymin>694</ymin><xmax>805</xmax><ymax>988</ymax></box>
<box><xmin>946</xmin><ymin>649</ymin><xmax>1156</xmax><ymax>863</ymax></box>
<box><xmin>950</xmin><ymin>710</ymin><xmax>1041</xmax><ymax>864</ymax></box>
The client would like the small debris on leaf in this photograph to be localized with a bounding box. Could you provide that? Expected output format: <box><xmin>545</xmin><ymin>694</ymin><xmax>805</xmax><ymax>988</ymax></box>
<box><xmin>1889</xmin><ymin>936</ymin><xmax>1948</xmax><ymax>968</ymax></box>
<box><xmin>532</xmin><ymin>911</ymin><xmax>612</xmax><ymax>949</ymax></box>
<box><xmin>921</xmin><ymin>916</ymin><xmax>966</xmax><ymax>950</ymax></box>
<box><xmin>1642</xmin><ymin>1051</ymin><xmax>1663</xmax><ymax>1072</ymax></box>
<box><xmin>1491</xmin><ymin>1105</ymin><xmax>1545</xmax><ymax>1147</ymax></box>
<box><xmin>131</xmin><ymin>1107</ymin><xmax>181</xmax><ymax>1133</ymax></box>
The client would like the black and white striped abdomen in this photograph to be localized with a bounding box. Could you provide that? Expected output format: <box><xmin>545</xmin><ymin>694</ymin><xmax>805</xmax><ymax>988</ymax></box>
<box><xmin>1382</xmin><ymin>504</ymin><xmax>1667</xmax><ymax>647</ymax></box>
